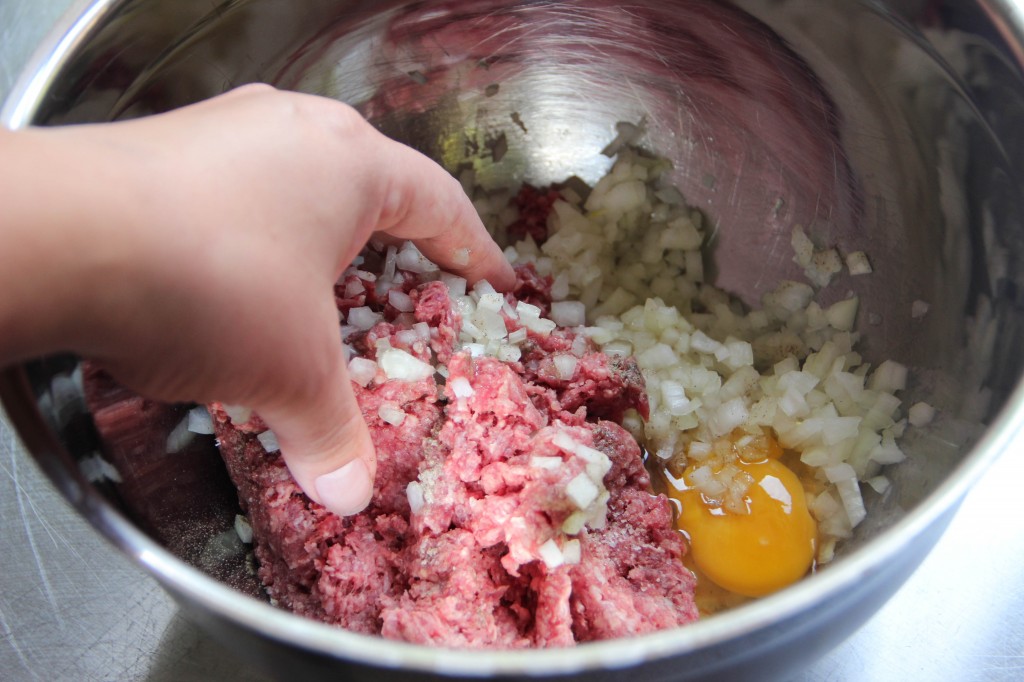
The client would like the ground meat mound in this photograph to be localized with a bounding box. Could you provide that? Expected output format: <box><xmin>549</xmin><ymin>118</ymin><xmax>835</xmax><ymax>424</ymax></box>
<box><xmin>212</xmin><ymin>255</ymin><xmax>697</xmax><ymax>648</ymax></box>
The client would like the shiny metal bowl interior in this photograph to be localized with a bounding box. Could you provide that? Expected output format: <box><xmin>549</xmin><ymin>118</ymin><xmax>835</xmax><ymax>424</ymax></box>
<box><xmin>3</xmin><ymin>0</ymin><xmax>1024</xmax><ymax>680</ymax></box>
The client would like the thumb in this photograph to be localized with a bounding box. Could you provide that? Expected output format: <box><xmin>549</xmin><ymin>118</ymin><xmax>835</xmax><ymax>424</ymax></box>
<box><xmin>257</xmin><ymin>350</ymin><xmax>377</xmax><ymax>517</ymax></box>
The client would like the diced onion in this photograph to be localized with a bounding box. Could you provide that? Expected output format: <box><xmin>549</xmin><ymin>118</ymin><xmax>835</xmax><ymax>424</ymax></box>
<box><xmin>531</xmin><ymin>456</ymin><xmax>563</xmax><ymax>470</ymax></box>
<box><xmin>869</xmin><ymin>436</ymin><xmax>905</xmax><ymax>465</ymax></box>
<box><xmin>396</xmin><ymin>242</ymin><xmax>439</xmax><ymax>273</ymax></box>
<box><xmin>378</xmin><ymin>404</ymin><xmax>407</xmax><ymax>426</ymax></box>
<box><xmin>348</xmin><ymin>306</ymin><xmax>383</xmax><ymax>331</ymax></box>
<box><xmin>187</xmin><ymin>407</ymin><xmax>214</xmax><ymax>435</ymax></box>
<box><xmin>823</xmin><ymin>463</ymin><xmax>857</xmax><ymax>483</ymax></box>
<box><xmin>413</xmin><ymin>322</ymin><xmax>431</xmax><ymax>340</ymax></box>
<box><xmin>166</xmin><ymin>416</ymin><xmax>195</xmax><ymax>453</ymax></box>
<box><xmin>908</xmin><ymin>401</ymin><xmax>935</xmax><ymax>426</ymax></box>
<box><xmin>234</xmin><ymin>515</ymin><xmax>254</xmax><ymax>544</ymax></box>
<box><xmin>348</xmin><ymin>357</ymin><xmax>378</xmax><ymax>387</ymax></box>
<box><xmin>463</xmin><ymin>343</ymin><xmax>486</xmax><ymax>357</ymax></box>
<box><xmin>846</xmin><ymin>251</ymin><xmax>873</xmax><ymax>275</ymax></box>
<box><xmin>550</xmin><ymin>301</ymin><xmax>586</xmax><ymax>327</ymax></box>
<box><xmin>379</xmin><ymin>348</ymin><xmax>434</xmax><ymax>381</ymax></box>
<box><xmin>688</xmin><ymin>441</ymin><xmax>712</xmax><ymax>460</ymax></box>
<box><xmin>515</xmin><ymin>301</ymin><xmax>542</xmax><ymax>319</ymax></box>
<box><xmin>553</xmin><ymin>354</ymin><xmax>578</xmax><ymax>380</ymax></box>
<box><xmin>561</xmin><ymin>538</ymin><xmax>582</xmax><ymax>565</ymax></box>
<box><xmin>834</xmin><ymin>477</ymin><xmax>866</xmax><ymax>527</ymax></box>
<box><xmin>688</xmin><ymin>465</ymin><xmax>726</xmax><ymax>497</ymax></box>
<box><xmin>449</xmin><ymin>376</ymin><xmax>475</xmax><ymax>398</ymax></box>
<box><xmin>383</xmin><ymin>245</ymin><xmax>398</xmax><ymax>281</ymax></box>
<box><xmin>497</xmin><ymin>345</ymin><xmax>522</xmax><ymax>362</ymax></box>
<box><xmin>223</xmin><ymin>404</ymin><xmax>253</xmax><ymax>425</ymax></box>
<box><xmin>538</xmin><ymin>538</ymin><xmax>564</xmax><ymax>569</ymax></box>
<box><xmin>867</xmin><ymin>475</ymin><xmax>891</xmax><ymax>494</ymax></box>
<box><xmin>407</xmin><ymin>481</ymin><xmax>425</xmax><ymax>514</ymax></box>
<box><xmin>566</xmin><ymin>474</ymin><xmax>599</xmax><ymax>509</ymax></box>
<box><xmin>396</xmin><ymin>329</ymin><xmax>420</xmax><ymax>346</ymax></box>
<box><xmin>868</xmin><ymin>360</ymin><xmax>908</xmax><ymax>393</ymax></box>
<box><xmin>562</xmin><ymin>512</ymin><xmax>587</xmax><ymax>535</ymax></box>
<box><xmin>440</xmin><ymin>273</ymin><xmax>468</xmax><ymax>297</ymax></box>
<box><xmin>344</xmin><ymin>279</ymin><xmax>364</xmax><ymax>298</ymax></box>
<box><xmin>257</xmin><ymin>430</ymin><xmax>280</xmax><ymax>453</ymax></box>
<box><xmin>388</xmin><ymin>290</ymin><xmax>415</xmax><ymax>313</ymax></box>
<box><xmin>476</xmin><ymin>292</ymin><xmax>504</xmax><ymax>313</ymax></box>
<box><xmin>521</xmin><ymin>315</ymin><xmax>557</xmax><ymax>335</ymax></box>
<box><xmin>791</xmin><ymin>226</ymin><xmax>814</xmax><ymax>267</ymax></box>
<box><xmin>472</xmin><ymin>279</ymin><xmax>497</xmax><ymax>298</ymax></box>
<box><xmin>826</xmin><ymin>297</ymin><xmax>859</xmax><ymax>332</ymax></box>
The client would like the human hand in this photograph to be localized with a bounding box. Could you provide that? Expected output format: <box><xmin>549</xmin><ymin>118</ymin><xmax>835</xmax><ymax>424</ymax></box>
<box><xmin>7</xmin><ymin>84</ymin><xmax>513</xmax><ymax>516</ymax></box>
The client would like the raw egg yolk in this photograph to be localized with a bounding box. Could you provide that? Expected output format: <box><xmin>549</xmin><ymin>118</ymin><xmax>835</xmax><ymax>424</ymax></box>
<box><xmin>667</xmin><ymin>458</ymin><xmax>817</xmax><ymax>598</ymax></box>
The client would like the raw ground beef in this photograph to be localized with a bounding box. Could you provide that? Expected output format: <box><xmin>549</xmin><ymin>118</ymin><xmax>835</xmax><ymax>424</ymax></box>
<box><xmin>212</xmin><ymin>256</ymin><xmax>697</xmax><ymax>648</ymax></box>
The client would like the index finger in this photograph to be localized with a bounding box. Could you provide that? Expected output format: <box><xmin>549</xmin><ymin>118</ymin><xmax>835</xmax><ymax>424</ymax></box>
<box><xmin>367</xmin><ymin>135</ymin><xmax>516</xmax><ymax>291</ymax></box>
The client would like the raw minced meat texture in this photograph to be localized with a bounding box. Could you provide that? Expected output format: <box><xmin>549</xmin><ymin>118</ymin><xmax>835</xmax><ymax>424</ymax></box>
<box><xmin>212</xmin><ymin>255</ymin><xmax>697</xmax><ymax>648</ymax></box>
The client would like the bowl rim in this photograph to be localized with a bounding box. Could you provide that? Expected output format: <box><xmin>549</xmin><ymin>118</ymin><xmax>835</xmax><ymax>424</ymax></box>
<box><xmin>4</xmin><ymin>0</ymin><xmax>1024</xmax><ymax>675</ymax></box>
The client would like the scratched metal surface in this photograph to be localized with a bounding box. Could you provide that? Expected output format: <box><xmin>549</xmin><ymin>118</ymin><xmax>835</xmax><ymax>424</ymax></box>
<box><xmin>2</xmin><ymin>2</ymin><xmax>1024</xmax><ymax>681</ymax></box>
<box><xmin>0</xmin><ymin>422</ymin><xmax>271</xmax><ymax>680</ymax></box>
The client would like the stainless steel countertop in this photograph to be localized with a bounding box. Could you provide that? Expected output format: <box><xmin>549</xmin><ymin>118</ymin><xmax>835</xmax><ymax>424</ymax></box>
<box><xmin>2</xmin><ymin>3</ymin><xmax>1023</xmax><ymax>681</ymax></box>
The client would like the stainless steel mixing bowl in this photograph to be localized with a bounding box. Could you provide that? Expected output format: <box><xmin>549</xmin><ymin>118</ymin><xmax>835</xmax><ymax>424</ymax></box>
<box><xmin>3</xmin><ymin>0</ymin><xmax>1024</xmax><ymax>680</ymax></box>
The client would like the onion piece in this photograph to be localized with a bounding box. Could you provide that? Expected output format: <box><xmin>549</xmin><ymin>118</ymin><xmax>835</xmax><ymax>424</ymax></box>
<box><xmin>530</xmin><ymin>456</ymin><xmax>563</xmax><ymax>470</ymax></box>
<box><xmin>834</xmin><ymin>477</ymin><xmax>867</xmax><ymax>527</ymax></box>
<box><xmin>406</xmin><ymin>481</ymin><xmax>425</xmax><ymax>514</ymax></box>
<box><xmin>846</xmin><ymin>251</ymin><xmax>873</xmax><ymax>275</ymax></box>
<box><xmin>449</xmin><ymin>376</ymin><xmax>475</xmax><ymax>399</ymax></box>
<box><xmin>223</xmin><ymin>404</ymin><xmax>253</xmax><ymax>425</ymax></box>
<box><xmin>187</xmin><ymin>407</ymin><xmax>214</xmax><ymax>435</ymax></box>
<box><xmin>561</xmin><ymin>538</ymin><xmax>582</xmax><ymax>565</ymax></box>
<box><xmin>497</xmin><ymin>345</ymin><xmax>522</xmax><ymax>362</ymax></box>
<box><xmin>348</xmin><ymin>306</ymin><xmax>383</xmax><ymax>331</ymax></box>
<box><xmin>826</xmin><ymin>297</ymin><xmax>859</xmax><ymax>332</ymax></box>
<box><xmin>344</xmin><ymin>279</ymin><xmax>365</xmax><ymax>298</ymax></box>
<box><xmin>538</xmin><ymin>539</ymin><xmax>564</xmax><ymax>569</ymax></box>
<box><xmin>552</xmin><ymin>354</ymin><xmax>578</xmax><ymax>380</ymax></box>
<box><xmin>868</xmin><ymin>360</ymin><xmax>908</xmax><ymax>393</ymax></box>
<box><xmin>908</xmin><ymin>401</ymin><xmax>935</xmax><ymax>426</ymax></box>
<box><xmin>378</xmin><ymin>404</ymin><xmax>407</xmax><ymax>426</ymax></box>
<box><xmin>388</xmin><ymin>290</ymin><xmax>415</xmax><ymax>313</ymax></box>
<box><xmin>257</xmin><ymin>430</ymin><xmax>280</xmax><ymax>453</ymax></box>
<box><xmin>550</xmin><ymin>301</ymin><xmax>586</xmax><ymax>327</ymax></box>
<box><xmin>382</xmin><ymin>245</ymin><xmax>398</xmax><ymax>282</ymax></box>
<box><xmin>379</xmin><ymin>348</ymin><xmax>434</xmax><ymax>382</ymax></box>
<box><xmin>396</xmin><ymin>242</ymin><xmax>439</xmax><ymax>274</ymax></box>
<box><xmin>166</xmin><ymin>416</ymin><xmax>195</xmax><ymax>453</ymax></box>
<box><xmin>234</xmin><ymin>515</ymin><xmax>254</xmax><ymax>544</ymax></box>
<box><xmin>348</xmin><ymin>357</ymin><xmax>378</xmax><ymax>387</ymax></box>
<box><xmin>566</xmin><ymin>474</ymin><xmax>599</xmax><ymax>509</ymax></box>
<box><xmin>440</xmin><ymin>273</ymin><xmax>468</xmax><ymax>297</ymax></box>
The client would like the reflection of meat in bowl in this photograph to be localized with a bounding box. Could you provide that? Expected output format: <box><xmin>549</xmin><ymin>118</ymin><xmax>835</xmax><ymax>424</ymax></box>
<box><xmin>3</xmin><ymin>0</ymin><xmax>1024</xmax><ymax>679</ymax></box>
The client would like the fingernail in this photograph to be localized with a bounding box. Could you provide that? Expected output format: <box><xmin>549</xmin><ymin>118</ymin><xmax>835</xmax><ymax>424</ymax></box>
<box><xmin>314</xmin><ymin>459</ymin><xmax>373</xmax><ymax>516</ymax></box>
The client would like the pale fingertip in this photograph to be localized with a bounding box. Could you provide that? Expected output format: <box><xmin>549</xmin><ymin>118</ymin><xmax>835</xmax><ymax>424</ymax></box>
<box><xmin>314</xmin><ymin>458</ymin><xmax>374</xmax><ymax>516</ymax></box>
